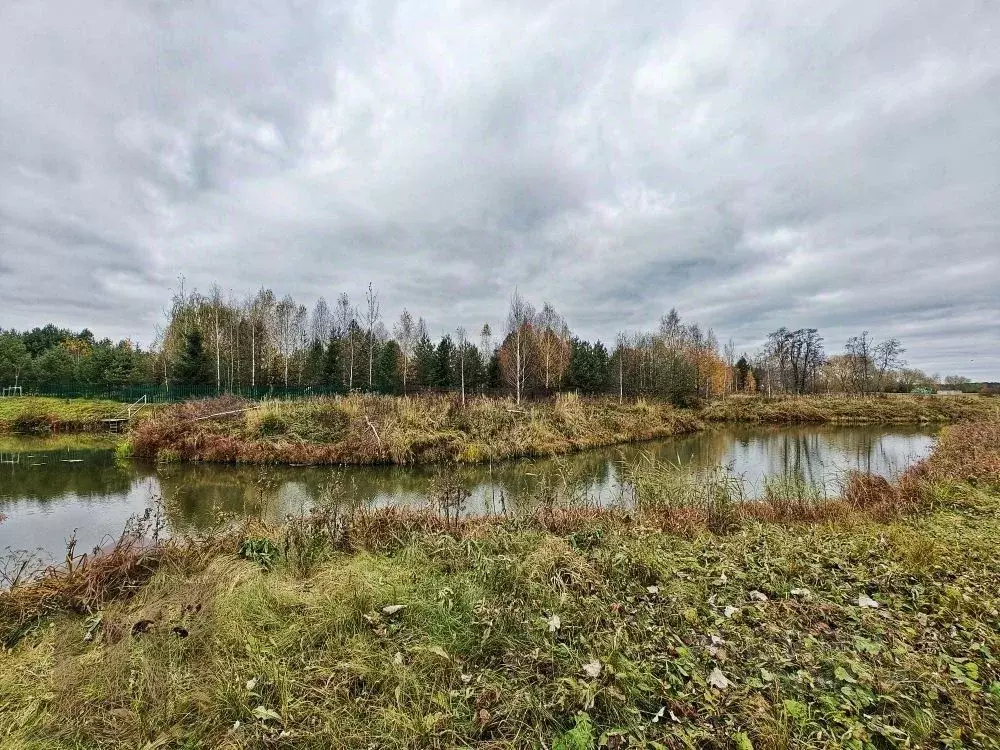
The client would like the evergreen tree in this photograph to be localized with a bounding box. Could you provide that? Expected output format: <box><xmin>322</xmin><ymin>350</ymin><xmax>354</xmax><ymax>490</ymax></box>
<box><xmin>735</xmin><ymin>355</ymin><xmax>751</xmax><ymax>392</ymax></box>
<box><xmin>567</xmin><ymin>338</ymin><xmax>610</xmax><ymax>394</ymax></box>
<box><xmin>486</xmin><ymin>349</ymin><xmax>502</xmax><ymax>391</ymax></box>
<box><xmin>173</xmin><ymin>329</ymin><xmax>211</xmax><ymax>387</ymax></box>
<box><xmin>413</xmin><ymin>333</ymin><xmax>436</xmax><ymax>388</ymax></box>
<box><xmin>304</xmin><ymin>340</ymin><xmax>325</xmax><ymax>388</ymax></box>
<box><xmin>374</xmin><ymin>340</ymin><xmax>401</xmax><ymax>394</ymax></box>
<box><xmin>434</xmin><ymin>335</ymin><xmax>455</xmax><ymax>388</ymax></box>
<box><xmin>323</xmin><ymin>337</ymin><xmax>342</xmax><ymax>390</ymax></box>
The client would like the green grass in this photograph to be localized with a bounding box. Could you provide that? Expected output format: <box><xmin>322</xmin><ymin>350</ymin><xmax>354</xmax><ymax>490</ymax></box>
<box><xmin>0</xmin><ymin>397</ymin><xmax>124</xmax><ymax>434</ymax></box>
<box><xmin>2</xmin><ymin>485</ymin><xmax>999</xmax><ymax>748</ymax></box>
<box><xmin>3</xmin><ymin>418</ymin><xmax>1000</xmax><ymax>748</ymax></box>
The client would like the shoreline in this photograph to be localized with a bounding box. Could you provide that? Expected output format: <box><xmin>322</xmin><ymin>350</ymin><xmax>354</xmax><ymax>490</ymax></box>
<box><xmin>3</xmin><ymin>393</ymin><xmax>994</xmax><ymax>466</ymax></box>
<box><xmin>2</xmin><ymin>417</ymin><xmax>998</xmax><ymax>746</ymax></box>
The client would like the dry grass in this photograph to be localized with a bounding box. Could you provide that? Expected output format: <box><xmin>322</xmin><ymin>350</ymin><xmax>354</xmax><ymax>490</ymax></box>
<box><xmin>702</xmin><ymin>393</ymin><xmax>997</xmax><ymax>424</ymax></box>
<box><xmin>3</xmin><ymin>417</ymin><xmax>1000</xmax><ymax>747</ymax></box>
<box><xmin>130</xmin><ymin>392</ymin><xmax>703</xmax><ymax>466</ymax></box>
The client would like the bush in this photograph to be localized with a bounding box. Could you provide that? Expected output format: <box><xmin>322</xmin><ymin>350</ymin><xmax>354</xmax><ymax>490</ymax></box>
<box><xmin>11</xmin><ymin>411</ymin><xmax>51</xmax><ymax>435</ymax></box>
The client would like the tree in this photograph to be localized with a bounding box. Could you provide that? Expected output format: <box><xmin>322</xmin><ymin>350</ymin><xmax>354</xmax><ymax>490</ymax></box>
<box><xmin>501</xmin><ymin>290</ymin><xmax>536</xmax><ymax>403</ymax></box>
<box><xmin>393</xmin><ymin>309</ymin><xmax>417</xmax><ymax>395</ymax></box>
<box><xmin>374</xmin><ymin>340</ymin><xmax>401</xmax><ymax>394</ymax></box>
<box><xmin>323</xmin><ymin>337</ymin><xmax>342</xmax><ymax>390</ymax></box>
<box><xmin>310</xmin><ymin>297</ymin><xmax>332</xmax><ymax>344</ymax></box>
<box><xmin>455</xmin><ymin>326</ymin><xmax>469</xmax><ymax>406</ymax></box>
<box><xmin>434</xmin><ymin>336</ymin><xmax>455</xmax><ymax>389</ymax></box>
<box><xmin>304</xmin><ymin>340</ymin><xmax>325</xmax><ymax>388</ymax></box>
<box><xmin>536</xmin><ymin>302</ymin><xmax>570</xmax><ymax>390</ymax></box>
<box><xmin>173</xmin><ymin>329</ymin><xmax>211</xmax><ymax>386</ymax></box>
<box><xmin>735</xmin><ymin>355</ymin><xmax>751</xmax><ymax>392</ymax></box>
<box><xmin>412</xmin><ymin>318</ymin><xmax>436</xmax><ymax>389</ymax></box>
<box><xmin>0</xmin><ymin>333</ymin><xmax>30</xmax><ymax>387</ymax></box>
<box><xmin>567</xmin><ymin>338</ymin><xmax>609</xmax><ymax>394</ymax></box>
<box><xmin>364</xmin><ymin>282</ymin><xmax>381</xmax><ymax>388</ymax></box>
<box><xmin>334</xmin><ymin>293</ymin><xmax>357</xmax><ymax>389</ymax></box>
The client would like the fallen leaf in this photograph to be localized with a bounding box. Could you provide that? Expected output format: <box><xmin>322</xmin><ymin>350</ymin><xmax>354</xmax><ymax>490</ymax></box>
<box><xmin>582</xmin><ymin>659</ymin><xmax>602</xmax><ymax>678</ymax></box>
<box><xmin>423</xmin><ymin>645</ymin><xmax>450</xmax><ymax>660</ymax></box>
<box><xmin>393</xmin><ymin>652</ymin><xmax>403</xmax><ymax>665</ymax></box>
<box><xmin>857</xmin><ymin>594</ymin><xmax>880</xmax><ymax>609</ymax></box>
<box><xmin>252</xmin><ymin>706</ymin><xmax>282</xmax><ymax>723</ymax></box>
<box><xmin>547</xmin><ymin>613</ymin><xmax>561</xmax><ymax>632</ymax></box>
<box><xmin>709</xmin><ymin>667</ymin><xmax>732</xmax><ymax>690</ymax></box>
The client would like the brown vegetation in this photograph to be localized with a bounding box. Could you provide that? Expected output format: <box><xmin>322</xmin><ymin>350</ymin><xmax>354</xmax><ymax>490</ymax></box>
<box><xmin>701</xmin><ymin>392</ymin><xmax>996</xmax><ymax>424</ymax></box>
<box><xmin>129</xmin><ymin>392</ymin><xmax>703</xmax><ymax>465</ymax></box>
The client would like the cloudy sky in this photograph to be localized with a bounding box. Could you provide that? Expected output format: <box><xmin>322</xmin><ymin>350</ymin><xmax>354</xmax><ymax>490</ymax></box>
<box><xmin>1</xmin><ymin>0</ymin><xmax>998</xmax><ymax>378</ymax></box>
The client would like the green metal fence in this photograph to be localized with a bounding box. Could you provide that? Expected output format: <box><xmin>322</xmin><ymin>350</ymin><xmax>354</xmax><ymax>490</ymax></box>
<box><xmin>11</xmin><ymin>384</ymin><xmax>353</xmax><ymax>404</ymax></box>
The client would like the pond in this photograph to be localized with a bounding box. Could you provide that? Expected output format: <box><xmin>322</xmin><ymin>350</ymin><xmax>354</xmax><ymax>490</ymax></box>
<box><xmin>0</xmin><ymin>424</ymin><xmax>939</xmax><ymax>564</ymax></box>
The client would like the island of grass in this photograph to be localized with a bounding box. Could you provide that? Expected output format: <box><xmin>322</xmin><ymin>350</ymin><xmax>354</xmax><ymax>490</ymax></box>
<box><xmin>124</xmin><ymin>392</ymin><xmax>997</xmax><ymax>466</ymax></box>
<box><xmin>2</xmin><ymin>416</ymin><xmax>999</xmax><ymax>747</ymax></box>
<box><xmin>0</xmin><ymin>396</ymin><xmax>126</xmax><ymax>434</ymax></box>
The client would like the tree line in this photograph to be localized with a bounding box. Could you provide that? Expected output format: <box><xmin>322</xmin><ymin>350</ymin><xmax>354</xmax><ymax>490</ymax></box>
<box><xmin>1</xmin><ymin>282</ymin><xmax>983</xmax><ymax>402</ymax></box>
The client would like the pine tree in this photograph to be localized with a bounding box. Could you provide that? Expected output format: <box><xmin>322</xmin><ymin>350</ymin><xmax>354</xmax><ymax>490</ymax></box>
<box><xmin>304</xmin><ymin>340</ymin><xmax>325</xmax><ymax>388</ymax></box>
<box><xmin>173</xmin><ymin>329</ymin><xmax>210</xmax><ymax>387</ymax></box>
<box><xmin>374</xmin><ymin>340</ymin><xmax>401</xmax><ymax>394</ymax></box>
<box><xmin>413</xmin><ymin>333</ymin><xmax>436</xmax><ymax>389</ymax></box>
<box><xmin>434</xmin><ymin>335</ymin><xmax>455</xmax><ymax>389</ymax></box>
<box><xmin>486</xmin><ymin>349</ymin><xmax>502</xmax><ymax>391</ymax></box>
<box><xmin>323</xmin><ymin>337</ymin><xmax>342</xmax><ymax>390</ymax></box>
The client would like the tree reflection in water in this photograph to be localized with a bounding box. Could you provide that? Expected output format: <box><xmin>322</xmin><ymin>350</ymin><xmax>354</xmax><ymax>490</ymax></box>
<box><xmin>1</xmin><ymin>425</ymin><xmax>939</xmax><ymax>563</ymax></box>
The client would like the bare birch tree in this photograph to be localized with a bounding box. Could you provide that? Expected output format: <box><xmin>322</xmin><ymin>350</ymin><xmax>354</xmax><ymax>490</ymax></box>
<box><xmin>364</xmin><ymin>282</ymin><xmax>380</xmax><ymax>388</ymax></box>
<box><xmin>503</xmin><ymin>290</ymin><xmax>536</xmax><ymax>404</ymax></box>
<box><xmin>393</xmin><ymin>308</ymin><xmax>417</xmax><ymax>394</ymax></box>
<box><xmin>334</xmin><ymin>293</ymin><xmax>356</xmax><ymax>390</ymax></box>
<box><xmin>455</xmin><ymin>325</ymin><xmax>468</xmax><ymax>406</ymax></box>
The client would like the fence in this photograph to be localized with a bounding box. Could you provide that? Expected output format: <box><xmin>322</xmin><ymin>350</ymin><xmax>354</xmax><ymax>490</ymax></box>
<box><xmin>8</xmin><ymin>383</ymin><xmax>354</xmax><ymax>404</ymax></box>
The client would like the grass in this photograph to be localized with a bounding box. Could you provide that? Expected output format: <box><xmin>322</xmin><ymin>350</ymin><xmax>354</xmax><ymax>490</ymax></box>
<box><xmin>702</xmin><ymin>393</ymin><xmax>997</xmax><ymax>424</ymax></box>
<box><xmin>129</xmin><ymin>392</ymin><xmax>998</xmax><ymax>468</ymax></box>
<box><xmin>129</xmin><ymin>393</ymin><xmax>704</xmax><ymax>466</ymax></box>
<box><xmin>0</xmin><ymin>397</ymin><xmax>127</xmax><ymax>434</ymax></box>
<box><xmin>2</xmin><ymin>418</ymin><xmax>1000</xmax><ymax>748</ymax></box>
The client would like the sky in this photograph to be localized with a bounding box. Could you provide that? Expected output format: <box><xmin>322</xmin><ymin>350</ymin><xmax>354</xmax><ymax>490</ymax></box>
<box><xmin>1</xmin><ymin>0</ymin><xmax>998</xmax><ymax>379</ymax></box>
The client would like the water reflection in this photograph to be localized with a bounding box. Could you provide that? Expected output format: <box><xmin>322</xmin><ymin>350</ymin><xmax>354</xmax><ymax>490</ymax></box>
<box><xmin>0</xmin><ymin>425</ymin><xmax>938</xmax><ymax>562</ymax></box>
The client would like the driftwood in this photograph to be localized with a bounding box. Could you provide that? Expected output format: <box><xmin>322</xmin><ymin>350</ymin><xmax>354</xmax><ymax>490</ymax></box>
<box><xmin>365</xmin><ymin>417</ymin><xmax>384</xmax><ymax>452</ymax></box>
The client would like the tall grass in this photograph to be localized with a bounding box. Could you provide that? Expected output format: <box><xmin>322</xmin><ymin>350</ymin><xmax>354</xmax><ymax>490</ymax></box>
<box><xmin>3</xmin><ymin>416</ymin><xmax>1000</xmax><ymax>746</ymax></box>
<box><xmin>702</xmin><ymin>393</ymin><xmax>997</xmax><ymax>424</ymax></box>
<box><xmin>130</xmin><ymin>393</ymin><xmax>703</xmax><ymax>466</ymax></box>
<box><xmin>4</xmin><ymin>421</ymin><xmax>1000</xmax><ymax>747</ymax></box>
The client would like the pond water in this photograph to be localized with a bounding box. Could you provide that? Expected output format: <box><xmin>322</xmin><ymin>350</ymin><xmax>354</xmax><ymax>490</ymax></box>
<box><xmin>0</xmin><ymin>424</ymin><xmax>939</xmax><ymax>564</ymax></box>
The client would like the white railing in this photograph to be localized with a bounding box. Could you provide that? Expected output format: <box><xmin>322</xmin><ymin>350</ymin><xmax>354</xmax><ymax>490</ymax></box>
<box><xmin>126</xmin><ymin>394</ymin><xmax>148</xmax><ymax>420</ymax></box>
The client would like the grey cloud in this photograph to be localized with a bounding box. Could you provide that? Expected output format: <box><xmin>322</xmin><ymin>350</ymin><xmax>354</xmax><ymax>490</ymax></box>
<box><xmin>1</xmin><ymin>0</ymin><xmax>998</xmax><ymax>377</ymax></box>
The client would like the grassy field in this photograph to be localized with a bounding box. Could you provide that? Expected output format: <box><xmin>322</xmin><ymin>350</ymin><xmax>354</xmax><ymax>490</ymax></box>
<box><xmin>2</xmin><ymin>418</ymin><xmax>999</xmax><ymax>748</ymax></box>
<box><xmin>128</xmin><ymin>393</ymin><xmax>705</xmax><ymax>466</ymax></box>
<box><xmin>702</xmin><ymin>393</ymin><xmax>997</xmax><ymax>424</ymax></box>
<box><xmin>125</xmin><ymin>392</ymin><xmax>998</xmax><ymax>467</ymax></box>
<box><xmin>0</xmin><ymin>397</ymin><xmax>126</xmax><ymax>434</ymax></box>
